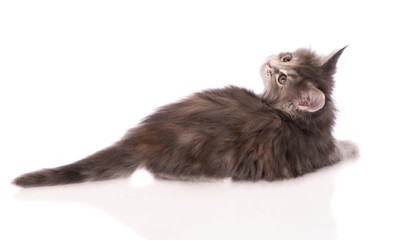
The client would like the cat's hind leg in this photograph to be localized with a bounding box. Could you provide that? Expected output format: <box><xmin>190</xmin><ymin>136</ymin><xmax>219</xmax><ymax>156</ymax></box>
<box><xmin>334</xmin><ymin>140</ymin><xmax>360</xmax><ymax>162</ymax></box>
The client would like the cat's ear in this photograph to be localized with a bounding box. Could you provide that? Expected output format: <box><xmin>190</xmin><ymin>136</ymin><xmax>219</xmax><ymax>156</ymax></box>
<box><xmin>320</xmin><ymin>46</ymin><xmax>347</xmax><ymax>75</ymax></box>
<box><xmin>294</xmin><ymin>85</ymin><xmax>326</xmax><ymax>112</ymax></box>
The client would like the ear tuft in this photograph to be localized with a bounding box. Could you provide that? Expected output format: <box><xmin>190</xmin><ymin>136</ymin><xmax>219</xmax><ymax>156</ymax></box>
<box><xmin>320</xmin><ymin>46</ymin><xmax>347</xmax><ymax>75</ymax></box>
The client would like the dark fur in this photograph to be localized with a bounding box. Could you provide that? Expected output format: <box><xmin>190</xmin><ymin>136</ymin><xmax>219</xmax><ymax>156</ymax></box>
<box><xmin>13</xmin><ymin>47</ymin><xmax>358</xmax><ymax>187</ymax></box>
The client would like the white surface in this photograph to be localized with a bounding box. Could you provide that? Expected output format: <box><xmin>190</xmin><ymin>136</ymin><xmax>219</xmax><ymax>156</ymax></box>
<box><xmin>1</xmin><ymin>1</ymin><xmax>414</xmax><ymax>239</ymax></box>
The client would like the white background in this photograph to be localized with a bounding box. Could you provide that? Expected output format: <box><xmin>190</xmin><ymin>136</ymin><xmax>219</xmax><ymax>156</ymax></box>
<box><xmin>1</xmin><ymin>0</ymin><xmax>414</xmax><ymax>239</ymax></box>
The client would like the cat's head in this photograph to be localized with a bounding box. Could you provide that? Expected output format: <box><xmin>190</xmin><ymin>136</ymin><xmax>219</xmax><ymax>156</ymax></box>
<box><xmin>260</xmin><ymin>47</ymin><xmax>346</xmax><ymax>117</ymax></box>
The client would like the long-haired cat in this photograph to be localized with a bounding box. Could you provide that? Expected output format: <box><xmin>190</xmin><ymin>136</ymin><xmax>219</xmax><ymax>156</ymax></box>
<box><xmin>13</xmin><ymin>47</ymin><xmax>358</xmax><ymax>187</ymax></box>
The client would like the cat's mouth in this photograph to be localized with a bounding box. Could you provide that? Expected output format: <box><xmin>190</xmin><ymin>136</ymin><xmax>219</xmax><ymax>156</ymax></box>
<box><xmin>260</xmin><ymin>55</ymin><xmax>279</xmax><ymax>82</ymax></box>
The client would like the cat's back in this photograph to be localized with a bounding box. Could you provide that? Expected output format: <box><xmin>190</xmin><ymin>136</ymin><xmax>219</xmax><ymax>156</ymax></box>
<box><xmin>129</xmin><ymin>85</ymin><xmax>284</xmax><ymax>149</ymax></box>
<box><xmin>147</xmin><ymin>85</ymin><xmax>279</xmax><ymax>125</ymax></box>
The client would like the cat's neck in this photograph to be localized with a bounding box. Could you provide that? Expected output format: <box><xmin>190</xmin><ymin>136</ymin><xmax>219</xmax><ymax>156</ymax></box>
<box><xmin>280</xmin><ymin>100</ymin><xmax>336</xmax><ymax>134</ymax></box>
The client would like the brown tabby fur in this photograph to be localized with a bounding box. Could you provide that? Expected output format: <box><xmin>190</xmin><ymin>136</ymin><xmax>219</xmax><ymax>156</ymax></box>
<box><xmin>13</xmin><ymin>47</ymin><xmax>359</xmax><ymax>187</ymax></box>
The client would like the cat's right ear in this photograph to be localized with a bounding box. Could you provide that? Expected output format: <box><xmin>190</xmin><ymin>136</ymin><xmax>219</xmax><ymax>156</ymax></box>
<box><xmin>320</xmin><ymin>46</ymin><xmax>347</xmax><ymax>75</ymax></box>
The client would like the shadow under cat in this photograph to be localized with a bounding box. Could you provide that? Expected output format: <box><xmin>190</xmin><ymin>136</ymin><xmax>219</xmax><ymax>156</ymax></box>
<box><xmin>13</xmin><ymin>161</ymin><xmax>352</xmax><ymax>240</ymax></box>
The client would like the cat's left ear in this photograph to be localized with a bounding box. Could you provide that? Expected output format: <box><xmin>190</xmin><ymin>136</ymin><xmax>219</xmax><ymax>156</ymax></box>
<box><xmin>320</xmin><ymin>46</ymin><xmax>347</xmax><ymax>75</ymax></box>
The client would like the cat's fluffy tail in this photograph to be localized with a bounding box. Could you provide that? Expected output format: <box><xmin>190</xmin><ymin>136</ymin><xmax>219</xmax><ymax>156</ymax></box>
<box><xmin>13</xmin><ymin>146</ymin><xmax>141</xmax><ymax>188</ymax></box>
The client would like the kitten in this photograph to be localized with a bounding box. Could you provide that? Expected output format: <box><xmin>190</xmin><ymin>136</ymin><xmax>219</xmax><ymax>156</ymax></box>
<box><xmin>13</xmin><ymin>47</ymin><xmax>359</xmax><ymax>187</ymax></box>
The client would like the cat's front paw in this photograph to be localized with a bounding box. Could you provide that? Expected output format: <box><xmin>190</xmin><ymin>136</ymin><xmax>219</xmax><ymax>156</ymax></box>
<box><xmin>336</xmin><ymin>140</ymin><xmax>360</xmax><ymax>160</ymax></box>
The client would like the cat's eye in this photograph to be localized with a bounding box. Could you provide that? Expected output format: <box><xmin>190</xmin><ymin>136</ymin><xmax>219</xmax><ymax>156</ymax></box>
<box><xmin>281</xmin><ymin>55</ymin><xmax>292</xmax><ymax>62</ymax></box>
<box><xmin>277</xmin><ymin>74</ymin><xmax>287</xmax><ymax>85</ymax></box>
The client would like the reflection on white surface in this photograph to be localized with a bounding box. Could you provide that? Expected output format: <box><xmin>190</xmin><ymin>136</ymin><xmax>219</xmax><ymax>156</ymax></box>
<box><xmin>11</xmin><ymin>162</ymin><xmax>346</xmax><ymax>240</ymax></box>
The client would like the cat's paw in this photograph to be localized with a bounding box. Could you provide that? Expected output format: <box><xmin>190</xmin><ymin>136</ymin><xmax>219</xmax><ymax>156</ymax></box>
<box><xmin>336</xmin><ymin>140</ymin><xmax>360</xmax><ymax>160</ymax></box>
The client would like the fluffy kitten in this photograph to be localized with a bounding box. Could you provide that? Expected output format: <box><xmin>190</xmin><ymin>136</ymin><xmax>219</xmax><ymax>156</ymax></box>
<box><xmin>13</xmin><ymin>47</ymin><xmax>358</xmax><ymax>187</ymax></box>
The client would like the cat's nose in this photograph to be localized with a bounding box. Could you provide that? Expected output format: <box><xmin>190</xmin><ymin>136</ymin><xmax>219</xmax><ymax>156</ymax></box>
<box><xmin>265</xmin><ymin>55</ymin><xmax>276</xmax><ymax>66</ymax></box>
<box><xmin>267</xmin><ymin>59</ymin><xmax>278</xmax><ymax>68</ymax></box>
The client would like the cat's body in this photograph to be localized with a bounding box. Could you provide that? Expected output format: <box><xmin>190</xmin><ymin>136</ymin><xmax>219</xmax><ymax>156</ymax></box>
<box><xmin>13</xmin><ymin>47</ymin><xmax>358</xmax><ymax>187</ymax></box>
